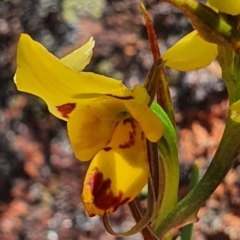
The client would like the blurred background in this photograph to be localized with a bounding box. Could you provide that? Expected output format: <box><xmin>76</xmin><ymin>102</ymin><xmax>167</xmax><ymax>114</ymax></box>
<box><xmin>0</xmin><ymin>0</ymin><xmax>239</xmax><ymax>239</ymax></box>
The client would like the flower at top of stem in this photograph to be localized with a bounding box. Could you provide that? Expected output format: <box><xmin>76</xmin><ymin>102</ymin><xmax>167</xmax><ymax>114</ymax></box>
<box><xmin>162</xmin><ymin>0</ymin><xmax>240</xmax><ymax>71</ymax></box>
<box><xmin>162</xmin><ymin>30</ymin><xmax>217</xmax><ymax>71</ymax></box>
<box><xmin>208</xmin><ymin>0</ymin><xmax>240</xmax><ymax>16</ymax></box>
<box><xmin>14</xmin><ymin>34</ymin><xmax>163</xmax><ymax>216</ymax></box>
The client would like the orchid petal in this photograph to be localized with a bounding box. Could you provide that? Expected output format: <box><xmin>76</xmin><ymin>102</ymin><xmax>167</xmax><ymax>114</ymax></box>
<box><xmin>67</xmin><ymin>97</ymin><xmax>125</xmax><ymax>161</ymax></box>
<box><xmin>162</xmin><ymin>30</ymin><xmax>217</xmax><ymax>71</ymax></box>
<box><xmin>82</xmin><ymin>118</ymin><xmax>148</xmax><ymax>216</ymax></box>
<box><xmin>121</xmin><ymin>85</ymin><xmax>163</xmax><ymax>142</ymax></box>
<box><xmin>208</xmin><ymin>0</ymin><xmax>240</xmax><ymax>15</ymax></box>
<box><xmin>15</xmin><ymin>34</ymin><xmax>127</xmax><ymax>120</ymax></box>
<box><xmin>60</xmin><ymin>37</ymin><xmax>95</xmax><ymax>72</ymax></box>
<box><xmin>88</xmin><ymin>85</ymin><xmax>163</xmax><ymax>143</ymax></box>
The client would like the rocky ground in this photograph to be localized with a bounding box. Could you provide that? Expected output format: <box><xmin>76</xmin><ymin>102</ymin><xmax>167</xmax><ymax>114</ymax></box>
<box><xmin>0</xmin><ymin>0</ymin><xmax>239</xmax><ymax>240</ymax></box>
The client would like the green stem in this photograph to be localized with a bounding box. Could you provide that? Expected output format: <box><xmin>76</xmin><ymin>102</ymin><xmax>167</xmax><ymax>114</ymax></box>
<box><xmin>150</xmin><ymin>102</ymin><xmax>179</xmax><ymax>238</ymax></box>
<box><xmin>154</xmin><ymin>118</ymin><xmax>240</xmax><ymax>238</ymax></box>
<box><xmin>218</xmin><ymin>46</ymin><xmax>240</xmax><ymax>103</ymax></box>
<box><xmin>180</xmin><ymin>164</ymin><xmax>199</xmax><ymax>240</ymax></box>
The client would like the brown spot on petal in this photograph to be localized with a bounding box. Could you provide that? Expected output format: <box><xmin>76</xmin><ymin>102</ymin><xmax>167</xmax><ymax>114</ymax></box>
<box><xmin>103</xmin><ymin>147</ymin><xmax>112</xmax><ymax>151</ymax></box>
<box><xmin>56</xmin><ymin>103</ymin><xmax>76</xmax><ymax>119</ymax></box>
<box><xmin>106</xmin><ymin>94</ymin><xmax>134</xmax><ymax>100</ymax></box>
<box><xmin>87</xmin><ymin>167</ymin><xmax>130</xmax><ymax>215</ymax></box>
<box><xmin>119</xmin><ymin>118</ymin><xmax>136</xmax><ymax>149</ymax></box>
<box><xmin>141</xmin><ymin>131</ymin><xmax>145</xmax><ymax>141</ymax></box>
<box><xmin>88</xmin><ymin>213</ymin><xmax>96</xmax><ymax>217</ymax></box>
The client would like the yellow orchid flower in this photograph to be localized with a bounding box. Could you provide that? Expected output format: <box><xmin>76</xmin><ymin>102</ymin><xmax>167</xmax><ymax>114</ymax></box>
<box><xmin>208</xmin><ymin>0</ymin><xmax>240</xmax><ymax>16</ymax></box>
<box><xmin>14</xmin><ymin>34</ymin><xmax>163</xmax><ymax>216</ymax></box>
<box><xmin>162</xmin><ymin>30</ymin><xmax>217</xmax><ymax>71</ymax></box>
<box><xmin>162</xmin><ymin>0</ymin><xmax>240</xmax><ymax>71</ymax></box>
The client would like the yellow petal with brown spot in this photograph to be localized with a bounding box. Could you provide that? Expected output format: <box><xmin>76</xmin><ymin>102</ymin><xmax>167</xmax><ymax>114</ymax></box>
<box><xmin>82</xmin><ymin>117</ymin><xmax>148</xmax><ymax>216</ymax></box>
<box><xmin>15</xmin><ymin>34</ymin><xmax>127</xmax><ymax>120</ymax></box>
<box><xmin>120</xmin><ymin>85</ymin><xmax>163</xmax><ymax>142</ymax></box>
<box><xmin>67</xmin><ymin>97</ymin><xmax>125</xmax><ymax>161</ymax></box>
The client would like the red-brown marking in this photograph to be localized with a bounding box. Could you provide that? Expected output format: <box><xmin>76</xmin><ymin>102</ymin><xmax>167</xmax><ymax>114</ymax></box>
<box><xmin>87</xmin><ymin>167</ymin><xmax>130</xmax><ymax>215</ymax></box>
<box><xmin>106</xmin><ymin>94</ymin><xmax>134</xmax><ymax>100</ymax></box>
<box><xmin>103</xmin><ymin>147</ymin><xmax>112</xmax><ymax>151</ymax></box>
<box><xmin>119</xmin><ymin>118</ymin><xmax>136</xmax><ymax>149</ymax></box>
<box><xmin>88</xmin><ymin>213</ymin><xmax>95</xmax><ymax>217</ymax></box>
<box><xmin>141</xmin><ymin>131</ymin><xmax>145</xmax><ymax>141</ymax></box>
<box><xmin>56</xmin><ymin>103</ymin><xmax>76</xmax><ymax>119</ymax></box>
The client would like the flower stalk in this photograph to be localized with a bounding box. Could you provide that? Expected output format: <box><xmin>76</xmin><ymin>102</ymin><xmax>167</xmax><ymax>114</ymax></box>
<box><xmin>153</xmin><ymin>27</ymin><xmax>240</xmax><ymax>238</ymax></box>
<box><xmin>218</xmin><ymin>46</ymin><xmax>240</xmax><ymax>103</ymax></box>
<box><xmin>142</xmin><ymin>5</ymin><xmax>179</xmax><ymax>239</ymax></box>
<box><xmin>154</xmin><ymin>117</ymin><xmax>240</xmax><ymax>239</ymax></box>
<box><xmin>141</xmin><ymin>3</ymin><xmax>175</xmax><ymax>125</ymax></box>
